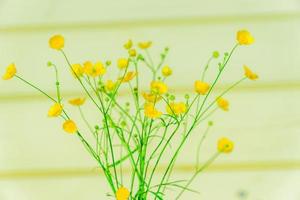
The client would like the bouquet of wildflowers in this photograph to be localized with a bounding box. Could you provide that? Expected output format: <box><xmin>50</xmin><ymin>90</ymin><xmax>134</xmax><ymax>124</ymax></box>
<box><xmin>2</xmin><ymin>30</ymin><xmax>257</xmax><ymax>200</ymax></box>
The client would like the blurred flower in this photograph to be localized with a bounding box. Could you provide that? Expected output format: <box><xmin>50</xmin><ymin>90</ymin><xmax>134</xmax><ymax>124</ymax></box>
<box><xmin>71</xmin><ymin>64</ymin><xmax>84</xmax><ymax>78</ymax></box>
<box><xmin>161</xmin><ymin>65</ymin><xmax>172</xmax><ymax>77</ymax></box>
<box><xmin>194</xmin><ymin>81</ymin><xmax>210</xmax><ymax>95</ymax></box>
<box><xmin>49</xmin><ymin>34</ymin><xmax>64</xmax><ymax>50</ymax></box>
<box><xmin>123</xmin><ymin>39</ymin><xmax>133</xmax><ymax>50</ymax></box>
<box><xmin>144</xmin><ymin>103</ymin><xmax>162</xmax><ymax>119</ymax></box>
<box><xmin>243</xmin><ymin>65</ymin><xmax>258</xmax><ymax>80</ymax></box>
<box><xmin>142</xmin><ymin>92</ymin><xmax>161</xmax><ymax>103</ymax></box>
<box><xmin>83</xmin><ymin>61</ymin><xmax>106</xmax><ymax>77</ymax></box>
<box><xmin>116</xmin><ymin>187</ymin><xmax>130</xmax><ymax>200</ymax></box>
<box><xmin>2</xmin><ymin>63</ymin><xmax>16</xmax><ymax>80</ymax></box>
<box><xmin>138</xmin><ymin>41</ymin><xmax>152</xmax><ymax>49</ymax></box>
<box><xmin>166</xmin><ymin>102</ymin><xmax>187</xmax><ymax>115</ymax></box>
<box><xmin>217</xmin><ymin>97</ymin><xmax>229</xmax><ymax>111</ymax></box>
<box><xmin>151</xmin><ymin>81</ymin><xmax>168</xmax><ymax>94</ymax></box>
<box><xmin>236</xmin><ymin>30</ymin><xmax>254</xmax><ymax>45</ymax></box>
<box><xmin>217</xmin><ymin>137</ymin><xmax>234</xmax><ymax>153</ymax></box>
<box><xmin>105</xmin><ymin>80</ymin><xmax>116</xmax><ymax>91</ymax></box>
<box><xmin>63</xmin><ymin>120</ymin><xmax>77</xmax><ymax>134</ymax></box>
<box><xmin>68</xmin><ymin>97</ymin><xmax>86</xmax><ymax>106</ymax></box>
<box><xmin>128</xmin><ymin>49</ymin><xmax>137</xmax><ymax>57</ymax></box>
<box><xmin>117</xmin><ymin>58</ymin><xmax>129</xmax><ymax>69</ymax></box>
<box><xmin>48</xmin><ymin>103</ymin><xmax>63</xmax><ymax>117</ymax></box>
<box><xmin>121</xmin><ymin>71</ymin><xmax>136</xmax><ymax>82</ymax></box>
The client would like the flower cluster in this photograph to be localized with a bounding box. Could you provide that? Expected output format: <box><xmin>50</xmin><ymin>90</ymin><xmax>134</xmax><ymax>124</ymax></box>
<box><xmin>2</xmin><ymin>29</ymin><xmax>258</xmax><ymax>200</ymax></box>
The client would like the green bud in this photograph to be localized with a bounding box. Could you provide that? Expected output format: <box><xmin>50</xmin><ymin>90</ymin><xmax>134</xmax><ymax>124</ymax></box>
<box><xmin>47</xmin><ymin>61</ymin><xmax>53</xmax><ymax>67</ymax></box>
<box><xmin>95</xmin><ymin>125</ymin><xmax>100</xmax><ymax>130</ymax></box>
<box><xmin>169</xmin><ymin>95</ymin><xmax>175</xmax><ymax>101</ymax></box>
<box><xmin>212</xmin><ymin>51</ymin><xmax>220</xmax><ymax>58</ymax></box>
<box><xmin>184</xmin><ymin>94</ymin><xmax>190</xmax><ymax>99</ymax></box>
<box><xmin>208</xmin><ymin>121</ymin><xmax>214</xmax><ymax>126</ymax></box>
<box><xmin>121</xmin><ymin>121</ymin><xmax>126</xmax><ymax>127</ymax></box>
<box><xmin>105</xmin><ymin>60</ymin><xmax>111</xmax><ymax>66</ymax></box>
<box><xmin>125</xmin><ymin>102</ymin><xmax>130</xmax><ymax>107</ymax></box>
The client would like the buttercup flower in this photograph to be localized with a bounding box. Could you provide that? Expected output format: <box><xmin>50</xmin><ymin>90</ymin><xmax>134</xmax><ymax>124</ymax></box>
<box><xmin>144</xmin><ymin>103</ymin><xmax>162</xmax><ymax>119</ymax></box>
<box><xmin>83</xmin><ymin>61</ymin><xmax>106</xmax><ymax>77</ymax></box>
<box><xmin>116</xmin><ymin>187</ymin><xmax>130</xmax><ymax>200</ymax></box>
<box><xmin>117</xmin><ymin>58</ymin><xmax>129</xmax><ymax>70</ymax></box>
<box><xmin>151</xmin><ymin>81</ymin><xmax>168</xmax><ymax>95</ymax></box>
<box><xmin>49</xmin><ymin>34</ymin><xmax>64</xmax><ymax>50</ymax></box>
<box><xmin>162</xmin><ymin>65</ymin><xmax>172</xmax><ymax>77</ymax></box>
<box><xmin>217</xmin><ymin>137</ymin><xmax>234</xmax><ymax>153</ymax></box>
<box><xmin>71</xmin><ymin>64</ymin><xmax>84</xmax><ymax>78</ymax></box>
<box><xmin>142</xmin><ymin>92</ymin><xmax>161</xmax><ymax>103</ymax></box>
<box><xmin>217</xmin><ymin>97</ymin><xmax>229</xmax><ymax>111</ymax></box>
<box><xmin>68</xmin><ymin>97</ymin><xmax>86</xmax><ymax>106</ymax></box>
<box><xmin>243</xmin><ymin>65</ymin><xmax>258</xmax><ymax>80</ymax></box>
<box><xmin>194</xmin><ymin>81</ymin><xmax>210</xmax><ymax>95</ymax></box>
<box><xmin>128</xmin><ymin>49</ymin><xmax>137</xmax><ymax>57</ymax></box>
<box><xmin>166</xmin><ymin>102</ymin><xmax>187</xmax><ymax>115</ymax></box>
<box><xmin>105</xmin><ymin>80</ymin><xmax>116</xmax><ymax>91</ymax></box>
<box><xmin>121</xmin><ymin>71</ymin><xmax>136</xmax><ymax>82</ymax></box>
<box><xmin>63</xmin><ymin>120</ymin><xmax>77</xmax><ymax>134</ymax></box>
<box><xmin>48</xmin><ymin>103</ymin><xmax>63</xmax><ymax>117</ymax></box>
<box><xmin>2</xmin><ymin>63</ymin><xmax>17</xmax><ymax>80</ymax></box>
<box><xmin>123</xmin><ymin>39</ymin><xmax>133</xmax><ymax>50</ymax></box>
<box><xmin>236</xmin><ymin>30</ymin><xmax>254</xmax><ymax>45</ymax></box>
<box><xmin>138</xmin><ymin>41</ymin><xmax>152</xmax><ymax>49</ymax></box>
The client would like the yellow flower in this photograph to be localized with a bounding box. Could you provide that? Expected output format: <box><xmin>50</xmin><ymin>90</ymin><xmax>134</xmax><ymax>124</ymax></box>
<box><xmin>142</xmin><ymin>92</ymin><xmax>162</xmax><ymax>103</ymax></box>
<box><xmin>123</xmin><ymin>39</ymin><xmax>133</xmax><ymax>50</ymax></box>
<box><xmin>48</xmin><ymin>103</ymin><xmax>63</xmax><ymax>117</ymax></box>
<box><xmin>68</xmin><ymin>97</ymin><xmax>86</xmax><ymax>106</ymax></box>
<box><xmin>194</xmin><ymin>81</ymin><xmax>210</xmax><ymax>95</ymax></box>
<box><xmin>49</xmin><ymin>34</ymin><xmax>64</xmax><ymax>50</ymax></box>
<box><xmin>138</xmin><ymin>41</ymin><xmax>152</xmax><ymax>49</ymax></box>
<box><xmin>217</xmin><ymin>137</ymin><xmax>234</xmax><ymax>153</ymax></box>
<box><xmin>121</xmin><ymin>71</ymin><xmax>136</xmax><ymax>82</ymax></box>
<box><xmin>151</xmin><ymin>81</ymin><xmax>168</xmax><ymax>95</ymax></box>
<box><xmin>162</xmin><ymin>65</ymin><xmax>172</xmax><ymax>77</ymax></box>
<box><xmin>116</xmin><ymin>187</ymin><xmax>130</xmax><ymax>200</ymax></box>
<box><xmin>83</xmin><ymin>61</ymin><xmax>106</xmax><ymax>77</ymax></box>
<box><xmin>105</xmin><ymin>80</ymin><xmax>116</xmax><ymax>91</ymax></box>
<box><xmin>2</xmin><ymin>63</ymin><xmax>17</xmax><ymax>80</ymax></box>
<box><xmin>243</xmin><ymin>65</ymin><xmax>258</xmax><ymax>80</ymax></box>
<box><xmin>144</xmin><ymin>103</ymin><xmax>162</xmax><ymax>119</ymax></box>
<box><xmin>128</xmin><ymin>49</ymin><xmax>137</xmax><ymax>57</ymax></box>
<box><xmin>217</xmin><ymin>97</ymin><xmax>229</xmax><ymax>111</ymax></box>
<box><xmin>117</xmin><ymin>58</ymin><xmax>129</xmax><ymax>70</ymax></box>
<box><xmin>166</xmin><ymin>102</ymin><xmax>187</xmax><ymax>115</ymax></box>
<box><xmin>63</xmin><ymin>120</ymin><xmax>77</xmax><ymax>134</ymax></box>
<box><xmin>71</xmin><ymin>64</ymin><xmax>84</xmax><ymax>78</ymax></box>
<box><xmin>236</xmin><ymin>30</ymin><xmax>254</xmax><ymax>45</ymax></box>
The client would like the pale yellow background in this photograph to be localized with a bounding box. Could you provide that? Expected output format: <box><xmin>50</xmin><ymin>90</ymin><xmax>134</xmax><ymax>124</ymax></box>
<box><xmin>0</xmin><ymin>0</ymin><xmax>300</xmax><ymax>199</ymax></box>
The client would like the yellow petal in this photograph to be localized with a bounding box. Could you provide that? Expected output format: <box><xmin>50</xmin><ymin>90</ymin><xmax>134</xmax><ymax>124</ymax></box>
<box><xmin>116</xmin><ymin>187</ymin><xmax>130</xmax><ymax>200</ymax></box>
<box><xmin>194</xmin><ymin>81</ymin><xmax>210</xmax><ymax>95</ymax></box>
<box><xmin>117</xmin><ymin>58</ymin><xmax>129</xmax><ymax>70</ymax></box>
<box><xmin>150</xmin><ymin>81</ymin><xmax>168</xmax><ymax>95</ymax></box>
<box><xmin>68</xmin><ymin>97</ymin><xmax>86</xmax><ymax>106</ymax></box>
<box><xmin>138</xmin><ymin>41</ymin><xmax>152</xmax><ymax>49</ymax></box>
<box><xmin>144</xmin><ymin>103</ymin><xmax>162</xmax><ymax>119</ymax></box>
<box><xmin>2</xmin><ymin>63</ymin><xmax>17</xmax><ymax>80</ymax></box>
<box><xmin>49</xmin><ymin>34</ymin><xmax>64</xmax><ymax>50</ymax></box>
<box><xmin>243</xmin><ymin>65</ymin><xmax>258</xmax><ymax>80</ymax></box>
<box><xmin>48</xmin><ymin>103</ymin><xmax>63</xmax><ymax>117</ymax></box>
<box><xmin>162</xmin><ymin>65</ymin><xmax>172</xmax><ymax>77</ymax></box>
<box><xmin>217</xmin><ymin>97</ymin><xmax>229</xmax><ymax>111</ymax></box>
<box><xmin>63</xmin><ymin>120</ymin><xmax>77</xmax><ymax>134</ymax></box>
<box><xmin>217</xmin><ymin>137</ymin><xmax>234</xmax><ymax>153</ymax></box>
<box><xmin>236</xmin><ymin>30</ymin><xmax>254</xmax><ymax>45</ymax></box>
